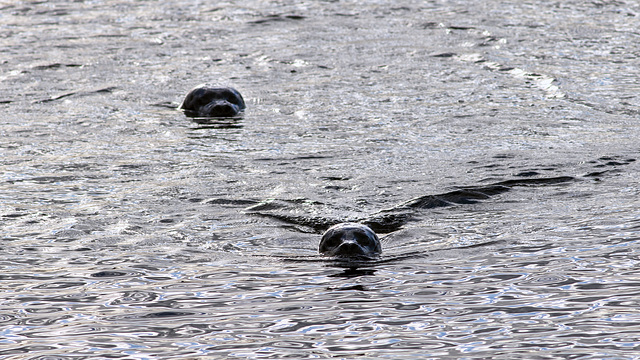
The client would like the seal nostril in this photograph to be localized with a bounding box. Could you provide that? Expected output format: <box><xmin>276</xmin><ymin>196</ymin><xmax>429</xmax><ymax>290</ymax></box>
<box><xmin>204</xmin><ymin>102</ymin><xmax>237</xmax><ymax>117</ymax></box>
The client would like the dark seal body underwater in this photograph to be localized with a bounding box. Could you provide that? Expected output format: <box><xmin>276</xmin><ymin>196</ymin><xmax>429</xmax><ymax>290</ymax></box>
<box><xmin>319</xmin><ymin>223</ymin><xmax>382</xmax><ymax>259</ymax></box>
<box><xmin>180</xmin><ymin>86</ymin><xmax>246</xmax><ymax>117</ymax></box>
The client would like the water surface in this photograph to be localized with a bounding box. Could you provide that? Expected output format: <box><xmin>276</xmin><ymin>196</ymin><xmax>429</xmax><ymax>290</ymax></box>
<box><xmin>2</xmin><ymin>0</ymin><xmax>640</xmax><ymax>358</ymax></box>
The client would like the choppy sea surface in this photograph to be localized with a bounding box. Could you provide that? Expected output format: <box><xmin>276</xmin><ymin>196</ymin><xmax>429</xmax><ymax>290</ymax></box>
<box><xmin>2</xmin><ymin>0</ymin><xmax>640</xmax><ymax>358</ymax></box>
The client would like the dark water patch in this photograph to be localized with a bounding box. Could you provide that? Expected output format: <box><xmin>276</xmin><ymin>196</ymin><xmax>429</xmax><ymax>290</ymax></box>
<box><xmin>253</xmin><ymin>155</ymin><xmax>333</xmax><ymax>162</ymax></box>
<box><xmin>143</xmin><ymin>311</ymin><xmax>196</xmax><ymax>318</ymax></box>
<box><xmin>328</xmin><ymin>268</ymin><xmax>377</xmax><ymax>279</ymax></box>
<box><xmin>514</xmin><ymin>171</ymin><xmax>541</xmax><ymax>177</ymax></box>
<box><xmin>516</xmin><ymin>274</ymin><xmax>579</xmax><ymax>287</ymax></box>
<box><xmin>566</xmin><ymin>295</ymin><xmax>609</xmax><ymax>303</ymax></box>
<box><xmin>249</xmin><ymin>176</ymin><xmax>573</xmax><ymax>234</ymax></box>
<box><xmin>0</xmin><ymin>345</ymin><xmax>59</xmax><ymax>356</ymax></box>
<box><xmin>419</xmin><ymin>21</ymin><xmax>441</xmax><ymax>29</ymax></box>
<box><xmin>2</xmin><ymin>212</ymin><xmax>29</xmax><ymax>218</ymax></box>
<box><xmin>201</xmin><ymin>198</ymin><xmax>261</xmax><ymax>206</ymax></box>
<box><xmin>144</xmin><ymin>275</ymin><xmax>175</xmax><ymax>281</ymax></box>
<box><xmin>249</xmin><ymin>14</ymin><xmax>306</xmax><ymax>24</ymax></box>
<box><xmin>0</xmin><ymin>313</ymin><xmax>18</xmax><ymax>323</ymax></box>
<box><xmin>19</xmin><ymin>293</ymin><xmax>100</xmax><ymax>304</ymax></box>
<box><xmin>259</xmin><ymin>340</ymin><xmax>316</xmax><ymax>350</ymax></box>
<box><xmin>162</xmin><ymin>323</ymin><xmax>218</xmax><ymax>338</ymax></box>
<box><xmin>89</xmin><ymin>270</ymin><xmax>131</xmax><ymax>278</ymax></box>
<box><xmin>250</xmin><ymin>212</ymin><xmax>342</xmax><ymax>233</ymax></box>
<box><xmin>448</xmin><ymin>25</ymin><xmax>475</xmax><ymax>31</ymax></box>
<box><xmin>574</xmin><ymin>282</ymin><xmax>640</xmax><ymax>291</ymax></box>
<box><xmin>91</xmin><ymin>33</ymin><xmax>129</xmax><ymax>39</ymax></box>
<box><xmin>320</xmin><ymin>175</ymin><xmax>351</xmax><ymax>181</ymax></box>
<box><xmin>591</xmin><ymin>156</ymin><xmax>636</xmax><ymax>168</ymax></box>
<box><xmin>8</xmin><ymin>175</ymin><xmax>78</xmax><ymax>184</ymax></box>
<box><xmin>507</xmin><ymin>242</ymin><xmax>558</xmax><ymax>254</ymax></box>
<box><xmin>31</xmin><ymin>356</ymin><xmax>95</xmax><ymax>360</ymax></box>
<box><xmin>96</xmin><ymin>258</ymin><xmax>134</xmax><ymax>266</ymax></box>
<box><xmin>32</xmin><ymin>63</ymin><xmax>83</xmax><ymax>70</ymax></box>
<box><xmin>567</xmin><ymin>96</ymin><xmax>640</xmax><ymax>117</ymax></box>
<box><xmin>195</xmin><ymin>271</ymin><xmax>240</xmax><ymax>279</ymax></box>
<box><xmin>276</xmin><ymin>305</ymin><xmax>313</xmax><ymax>312</ymax></box>
<box><xmin>606</xmin><ymin>299</ymin><xmax>640</xmax><ymax>308</ymax></box>
<box><xmin>0</xmin><ymin>274</ymin><xmax>61</xmax><ymax>281</ymax></box>
<box><xmin>432</xmin><ymin>51</ymin><xmax>457</xmax><ymax>58</ymax></box>
<box><xmin>478</xmin><ymin>273</ymin><xmax>525</xmax><ymax>282</ymax></box>
<box><xmin>24</xmin><ymin>307</ymin><xmax>66</xmax><ymax>314</ymax></box>
<box><xmin>105</xmin><ymin>310</ymin><xmax>199</xmax><ymax>322</ymax></box>
<box><xmin>472</xmin><ymin>305</ymin><xmax>581</xmax><ymax>316</ymax></box>
<box><xmin>31</xmin><ymin>86</ymin><xmax>117</xmax><ymax>104</ymax></box>
<box><xmin>19</xmin><ymin>314</ymin><xmax>74</xmax><ymax>326</ymax></box>
<box><xmin>109</xmin><ymin>291</ymin><xmax>160</xmax><ymax>305</ymax></box>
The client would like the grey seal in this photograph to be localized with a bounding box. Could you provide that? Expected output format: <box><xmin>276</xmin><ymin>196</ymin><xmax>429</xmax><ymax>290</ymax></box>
<box><xmin>179</xmin><ymin>86</ymin><xmax>245</xmax><ymax>117</ymax></box>
<box><xmin>319</xmin><ymin>223</ymin><xmax>382</xmax><ymax>258</ymax></box>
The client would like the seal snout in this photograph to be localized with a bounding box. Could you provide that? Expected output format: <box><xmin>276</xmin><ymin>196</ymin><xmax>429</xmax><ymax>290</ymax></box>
<box><xmin>336</xmin><ymin>238</ymin><xmax>368</xmax><ymax>256</ymax></box>
<box><xmin>203</xmin><ymin>101</ymin><xmax>240</xmax><ymax>117</ymax></box>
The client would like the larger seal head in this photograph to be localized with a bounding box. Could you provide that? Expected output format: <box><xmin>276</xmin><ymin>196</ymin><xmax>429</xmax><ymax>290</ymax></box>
<box><xmin>180</xmin><ymin>86</ymin><xmax>246</xmax><ymax>117</ymax></box>
<box><xmin>319</xmin><ymin>223</ymin><xmax>381</xmax><ymax>259</ymax></box>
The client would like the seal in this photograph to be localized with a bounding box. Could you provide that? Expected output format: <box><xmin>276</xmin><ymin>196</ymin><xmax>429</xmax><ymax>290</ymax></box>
<box><xmin>179</xmin><ymin>86</ymin><xmax>246</xmax><ymax>117</ymax></box>
<box><xmin>319</xmin><ymin>223</ymin><xmax>382</xmax><ymax>258</ymax></box>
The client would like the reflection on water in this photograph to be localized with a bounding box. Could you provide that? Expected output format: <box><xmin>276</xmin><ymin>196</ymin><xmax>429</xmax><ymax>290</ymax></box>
<box><xmin>2</xmin><ymin>0</ymin><xmax>640</xmax><ymax>358</ymax></box>
<box><xmin>4</xmin><ymin>240</ymin><xmax>640</xmax><ymax>358</ymax></box>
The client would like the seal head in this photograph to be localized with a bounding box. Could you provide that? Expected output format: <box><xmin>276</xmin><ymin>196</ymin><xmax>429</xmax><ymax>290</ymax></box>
<box><xmin>180</xmin><ymin>86</ymin><xmax>246</xmax><ymax>117</ymax></box>
<box><xmin>319</xmin><ymin>223</ymin><xmax>381</xmax><ymax>259</ymax></box>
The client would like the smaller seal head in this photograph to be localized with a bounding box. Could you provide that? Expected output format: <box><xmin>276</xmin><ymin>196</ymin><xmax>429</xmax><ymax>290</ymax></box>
<box><xmin>319</xmin><ymin>223</ymin><xmax>381</xmax><ymax>258</ymax></box>
<box><xmin>180</xmin><ymin>86</ymin><xmax>246</xmax><ymax>117</ymax></box>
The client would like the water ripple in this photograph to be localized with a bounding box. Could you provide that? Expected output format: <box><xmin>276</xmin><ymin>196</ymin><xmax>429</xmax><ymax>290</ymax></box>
<box><xmin>2</xmin><ymin>0</ymin><xmax>640</xmax><ymax>358</ymax></box>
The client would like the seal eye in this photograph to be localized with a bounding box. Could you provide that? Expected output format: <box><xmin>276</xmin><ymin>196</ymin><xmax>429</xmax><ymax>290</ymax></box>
<box><xmin>355</xmin><ymin>233</ymin><xmax>373</xmax><ymax>246</ymax></box>
<box><xmin>223</xmin><ymin>91</ymin><xmax>242</xmax><ymax>106</ymax></box>
<box><xmin>324</xmin><ymin>235</ymin><xmax>341</xmax><ymax>248</ymax></box>
<box><xmin>319</xmin><ymin>233</ymin><xmax>342</xmax><ymax>254</ymax></box>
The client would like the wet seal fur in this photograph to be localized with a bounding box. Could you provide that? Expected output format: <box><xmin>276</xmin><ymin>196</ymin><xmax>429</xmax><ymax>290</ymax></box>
<box><xmin>180</xmin><ymin>86</ymin><xmax>245</xmax><ymax>117</ymax></box>
<box><xmin>319</xmin><ymin>223</ymin><xmax>382</xmax><ymax>259</ymax></box>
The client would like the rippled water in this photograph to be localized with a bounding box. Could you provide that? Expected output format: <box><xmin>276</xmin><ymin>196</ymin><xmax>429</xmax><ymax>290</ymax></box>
<box><xmin>2</xmin><ymin>0</ymin><xmax>640</xmax><ymax>358</ymax></box>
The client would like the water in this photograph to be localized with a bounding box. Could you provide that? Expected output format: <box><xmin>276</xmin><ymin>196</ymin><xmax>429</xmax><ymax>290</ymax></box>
<box><xmin>2</xmin><ymin>0</ymin><xmax>640</xmax><ymax>358</ymax></box>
